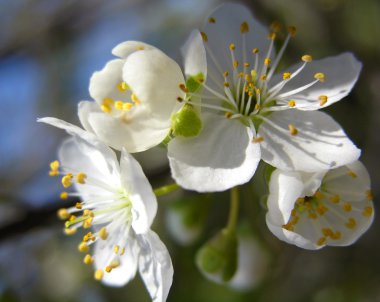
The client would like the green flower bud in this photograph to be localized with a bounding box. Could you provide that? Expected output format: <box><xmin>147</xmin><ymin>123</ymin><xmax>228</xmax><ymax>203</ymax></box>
<box><xmin>171</xmin><ymin>104</ymin><xmax>202</xmax><ymax>138</ymax></box>
<box><xmin>196</xmin><ymin>228</ymin><xmax>237</xmax><ymax>282</ymax></box>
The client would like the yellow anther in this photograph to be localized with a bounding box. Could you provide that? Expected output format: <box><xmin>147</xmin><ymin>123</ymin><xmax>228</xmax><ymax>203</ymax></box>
<box><xmin>57</xmin><ymin>208</ymin><xmax>70</xmax><ymax>220</ymax></box>
<box><xmin>342</xmin><ymin>202</ymin><xmax>352</xmax><ymax>212</ymax></box>
<box><xmin>244</xmin><ymin>74</ymin><xmax>250</xmax><ymax>82</ymax></box>
<box><xmin>62</xmin><ymin>174</ymin><xmax>73</xmax><ymax>188</ymax></box>
<box><xmin>224</xmin><ymin>112</ymin><xmax>232</xmax><ymax>119</ymax></box>
<box><xmin>329</xmin><ymin>195</ymin><xmax>340</xmax><ymax>204</ymax></box>
<box><xmin>288</xmin><ymin>100</ymin><xmax>296</xmax><ymax>107</ymax></box>
<box><xmin>117</xmin><ymin>81</ymin><xmax>129</xmax><ymax>92</ymax></box>
<box><xmin>233</xmin><ymin>60</ymin><xmax>239</xmax><ymax>69</ymax></box>
<box><xmin>319</xmin><ymin>95</ymin><xmax>328</xmax><ymax>106</ymax></box>
<box><xmin>363</xmin><ymin>206</ymin><xmax>373</xmax><ymax>217</ymax></box>
<box><xmin>301</xmin><ymin>55</ymin><xmax>313</xmax><ymax>62</ymax></box>
<box><xmin>314</xmin><ymin>191</ymin><xmax>324</xmax><ymax>199</ymax></box>
<box><xmin>270</xmin><ymin>21</ymin><xmax>282</xmax><ymax>32</ymax></box>
<box><xmin>94</xmin><ymin>269</ymin><xmax>104</xmax><ymax>281</ymax></box>
<box><xmin>264</xmin><ymin>58</ymin><xmax>271</xmax><ymax>66</ymax></box>
<box><xmin>223</xmin><ymin>71</ymin><xmax>229</xmax><ymax>77</ymax></box>
<box><xmin>60</xmin><ymin>192</ymin><xmax>68</xmax><ymax>200</ymax></box>
<box><xmin>288</xmin><ymin>124</ymin><xmax>298</xmax><ymax>136</ymax></box>
<box><xmin>49</xmin><ymin>170</ymin><xmax>59</xmax><ymax>177</ymax></box>
<box><xmin>283</xmin><ymin>72</ymin><xmax>292</xmax><ymax>80</ymax></box>
<box><xmin>244</xmin><ymin>62</ymin><xmax>250</xmax><ymax>68</ymax></box>
<box><xmin>208</xmin><ymin>17</ymin><xmax>216</xmax><ymax>23</ymax></box>
<box><xmin>229</xmin><ymin>43</ymin><xmax>236</xmax><ymax>51</ymax></box>
<box><xmin>123</xmin><ymin>103</ymin><xmax>133</xmax><ymax>111</ymax></box>
<box><xmin>331</xmin><ymin>231</ymin><xmax>341</xmax><ymax>240</ymax></box>
<box><xmin>308</xmin><ymin>213</ymin><xmax>318</xmax><ymax>219</ymax></box>
<box><xmin>83</xmin><ymin>217</ymin><xmax>93</xmax><ymax>229</ymax></box>
<box><xmin>76</xmin><ymin>172</ymin><xmax>87</xmax><ymax>184</ymax></box>
<box><xmin>317</xmin><ymin>204</ymin><xmax>328</xmax><ymax>215</ymax></box>
<box><xmin>131</xmin><ymin>93</ymin><xmax>141</xmax><ymax>105</ymax></box>
<box><xmin>347</xmin><ymin>170</ymin><xmax>357</xmax><ymax>178</ymax></box>
<box><xmin>83</xmin><ymin>254</ymin><xmax>94</xmax><ymax>265</ymax></box>
<box><xmin>120</xmin><ymin>247</ymin><xmax>126</xmax><ymax>256</ymax></box>
<box><xmin>252</xmin><ymin>48</ymin><xmax>259</xmax><ymax>54</ymax></box>
<box><xmin>240</xmin><ymin>21</ymin><xmax>249</xmax><ymax>33</ymax></box>
<box><xmin>64</xmin><ymin>228</ymin><xmax>77</xmax><ymax>235</ymax></box>
<box><xmin>317</xmin><ymin>237</ymin><xmax>327</xmax><ymax>246</ymax></box>
<box><xmin>83</xmin><ymin>232</ymin><xmax>93</xmax><ymax>242</ymax></box>
<box><xmin>287</xmin><ymin>26</ymin><xmax>297</xmax><ymax>37</ymax></box>
<box><xmin>252</xmin><ymin>136</ymin><xmax>264</xmax><ymax>143</ymax></box>
<box><xmin>268</xmin><ymin>32</ymin><xmax>276</xmax><ymax>40</ymax></box>
<box><xmin>176</xmin><ymin>97</ymin><xmax>184</xmax><ymax>102</ymax></box>
<box><xmin>114</xmin><ymin>101</ymin><xmax>124</xmax><ymax>110</ymax></box>
<box><xmin>105</xmin><ymin>266</ymin><xmax>113</xmax><ymax>273</ymax></box>
<box><xmin>110</xmin><ymin>260</ymin><xmax>120</xmax><ymax>268</ymax></box>
<box><xmin>83</xmin><ymin>209</ymin><xmax>94</xmax><ymax>217</ymax></box>
<box><xmin>260</xmin><ymin>75</ymin><xmax>267</xmax><ymax>81</ymax></box>
<box><xmin>297</xmin><ymin>198</ymin><xmax>305</xmax><ymax>205</ymax></box>
<box><xmin>254</xmin><ymin>104</ymin><xmax>261</xmax><ymax>111</ymax></box>
<box><xmin>101</xmin><ymin>98</ymin><xmax>114</xmax><ymax>113</ymax></box>
<box><xmin>314</xmin><ymin>73</ymin><xmax>326</xmax><ymax>82</ymax></box>
<box><xmin>101</xmin><ymin>104</ymin><xmax>112</xmax><ymax>113</ymax></box>
<box><xmin>322</xmin><ymin>228</ymin><xmax>334</xmax><ymax>237</ymax></box>
<box><xmin>99</xmin><ymin>227</ymin><xmax>108</xmax><ymax>240</ymax></box>
<box><xmin>50</xmin><ymin>160</ymin><xmax>60</xmax><ymax>171</ymax></box>
<box><xmin>78</xmin><ymin>242</ymin><xmax>89</xmax><ymax>253</ymax></box>
<box><xmin>223</xmin><ymin>82</ymin><xmax>230</xmax><ymax>87</ymax></box>
<box><xmin>238</xmin><ymin>72</ymin><xmax>244</xmax><ymax>78</ymax></box>
<box><xmin>346</xmin><ymin>218</ymin><xmax>357</xmax><ymax>229</ymax></box>
<box><xmin>69</xmin><ymin>215</ymin><xmax>76</xmax><ymax>221</ymax></box>
<box><xmin>282</xmin><ymin>223</ymin><xmax>294</xmax><ymax>231</ymax></box>
<box><xmin>366</xmin><ymin>190</ymin><xmax>373</xmax><ymax>201</ymax></box>
<box><xmin>200</xmin><ymin>31</ymin><xmax>208</xmax><ymax>42</ymax></box>
<box><xmin>179</xmin><ymin>83</ymin><xmax>189</xmax><ymax>93</ymax></box>
<box><xmin>114</xmin><ymin>245</ymin><xmax>120</xmax><ymax>254</ymax></box>
<box><xmin>75</xmin><ymin>202</ymin><xmax>82</xmax><ymax>210</ymax></box>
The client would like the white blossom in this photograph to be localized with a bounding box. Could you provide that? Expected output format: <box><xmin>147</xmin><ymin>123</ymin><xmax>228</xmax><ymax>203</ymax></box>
<box><xmin>266</xmin><ymin>161</ymin><xmax>374</xmax><ymax>249</ymax></box>
<box><xmin>41</xmin><ymin>119</ymin><xmax>173</xmax><ymax>302</ymax></box>
<box><xmin>168</xmin><ymin>3</ymin><xmax>361</xmax><ymax>192</ymax></box>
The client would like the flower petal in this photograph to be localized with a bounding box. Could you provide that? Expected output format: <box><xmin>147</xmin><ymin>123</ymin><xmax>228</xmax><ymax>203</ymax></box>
<box><xmin>202</xmin><ymin>3</ymin><xmax>272</xmax><ymax>78</ymax></box>
<box><xmin>168</xmin><ymin>113</ymin><xmax>260</xmax><ymax>192</ymax></box>
<box><xmin>78</xmin><ymin>100</ymin><xmax>99</xmax><ymax>134</ymax></box>
<box><xmin>86</xmin><ymin>111</ymin><xmax>170</xmax><ymax>152</ymax></box>
<box><xmin>120</xmin><ymin>148</ymin><xmax>157</xmax><ymax>234</ymax></box>
<box><xmin>272</xmin><ymin>53</ymin><xmax>362</xmax><ymax>110</ymax></box>
<box><xmin>112</xmin><ymin>41</ymin><xmax>155</xmax><ymax>59</ymax></box>
<box><xmin>89</xmin><ymin>59</ymin><xmax>129</xmax><ymax>106</ymax></box>
<box><xmin>181</xmin><ymin>30</ymin><xmax>207</xmax><ymax>79</ymax></box>
<box><xmin>93</xmin><ymin>230</ymin><xmax>139</xmax><ymax>287</ymax></box>
<box><xmin>138</xmin><ymin>230</ymin><xmax>173</xmax><ymax>302</ymax></box>
<box><xmin>123</xmin><ymin>48</ymin><xmax>185</xmax><ymax>121</ymax></box>
<box><xmin>258</xmin><ymin>110</ymin><xmax>360</xmax><ymax>172</ymax></box>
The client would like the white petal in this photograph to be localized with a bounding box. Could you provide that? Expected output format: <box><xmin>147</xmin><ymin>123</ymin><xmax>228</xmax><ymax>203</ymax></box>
<box><xmin>272</xmin><ymin>53</ymin><xmax>362</xmax><ymax>110</ymax></box>
<box><xmin>168</xmin><ymin>113</ymin><xmax>260</xmax><ymax>192</ymax></box>
<box><xmin>138</xmin><ymin>230</ymin><xmax>173</xmax><ymax>302</ymax></box>
<box><xmin>120</xmin><ymin>149</ymin><xmax>157</xmax><ymax>234</ymax></box>
<box><xmin>181</xmin><ymin>30</ymin><xmax>207</xmax><ymax>78</ymax></box>
<box><xmin>87</xmin><ymin>111</ymin><xmax>170</xmax><ymax>152</ymax></box>
<box><xmin>112</xmin><ymin>41</ymin><xmax>156</xmax><ymax>59</ymax></box>
<box><xmin>300</xmin><ymin>171</ymin><xmax>327</xmax><ymax>197</ymax></box>
<box><xmin>123</xmin><ymin>48</ymin><xmax>185</xmax><ymax>121</ymax></box>
<box><xmin>78</xmin><ymin>100</ymin><xmax>99</xmax><ymax>134</ymax></box>
<box><xmin>38</xmin><ymin>117</ymin><xmax>98</xmax><ymax>145</ymax></box>
<box><xmin>202</xmin><ymin>3</ymin><xmax>272</xmax><ymax>77</ymax></box>
<box><xmin>93</xmin><ymin>232</ymin><xmax>139</xmax><ymax>287</ymax></box>
<box><xmin>259</xmin><ymin>110</ymin><xmax>361</xmax><ymax>172</ymax></box>
<box><xmin>58</xmin><ymin>137</ymin><xmax>121</xmax><ymax>192</ymax></box>
<box><xmin>266</xmin><ymin>170</ymin><xmax>304</xmax><ymax>225</ymax></box>
<box><xmin>89</xmin><ymin>59</ymin><xmax>129</xmax><ymax>105</ymax></box>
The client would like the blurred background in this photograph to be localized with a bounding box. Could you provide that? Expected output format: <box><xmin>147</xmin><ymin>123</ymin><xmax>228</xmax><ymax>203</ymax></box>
<box><xmin>0</xmin><ymin>0</ymin><xmax>379</xmax><ymax>301</ymax></box>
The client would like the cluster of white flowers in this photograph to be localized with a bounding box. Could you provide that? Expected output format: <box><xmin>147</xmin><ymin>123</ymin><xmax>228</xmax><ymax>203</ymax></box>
<box><xmin>38</xmin><ymin>3</ymin><xmax>374</xmax><ymax>301</ymax></box>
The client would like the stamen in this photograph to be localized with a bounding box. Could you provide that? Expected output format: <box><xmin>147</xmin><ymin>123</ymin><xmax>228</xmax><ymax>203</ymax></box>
<box><xmin>78</xmin><ymin>242</ymin><xmax>89</xmax><ymax>253</ymax></box>
<box><xmin>60</xmin><ymin>192</ymin><xmax>68</xmax><ymax>200</ymax></box>
<box><xmin>117</xmin><ymin>81</ymin><xmax>129</xmax><ymax>92</ymax></box>
<box><xmin>94</xmin><ymin>269</ymin><xmax>104</xmax><ymax>281</ymax></box>
<box><xmin>319</xmin><ymin>95</ymin><xmax>328</xmax><ymax>106</ymax></box>
<box><xmin>76</xmin><ymin>172</ymin><xmax>87</xmax><ymax>184</ymax></box>
<box><xmin>64</xmin><ymin>228</ymin><xmax>77</xmax><ymax>235</ymax></box>
<box><xmin>314</xmin><ymin>73</ymin><xmax>326</xmax><ymax>82</ymax></box>
<box><xmin>252</xmin><ymin>136</ymin><xmax>264</xmax><ymax>143</ymax></box>
<box><xmin>301</xmin><ymin>55</ymin><xmax>313</xmax><ymax>62</ymax></box>
<box><xmin>366</xmin><ymin>190</ymin><xmax>373</xmax><ymax>201</ymax></box>
<box><xmin>50</xmin><ymin>160</ymin><xmax>59</xmax><ymax>171</ymax></box>
<box><xmin>123</xmin><ymin>103</ymin><xmax>133</xmax><ymax>111</ymax></box>
<box><xmin>329</xmin><ymin>195</ymin><xmax>340</xmax><ymax>204</ymax></box>
<box><xmin>84</xmin><ymin>254</ymin><xmax>94</xmax><ymax>265</ymax></box>
<box><xmin>240</xmin><ymin>21</ymin><xmax>249</xmax><ymax>33</ymax></box>
<box><xmin>288</xmin><ymin>100</ymin><xmax>296</xmax><ymax>107</ymax></box>
<box><xmin>283</xmin><ymin>72</ymin><xmax>292</xmax><ymax>80</ymax></box>
<box><xmin>179</xmin><ymin>83</ymin><xmax>189</xmax><ymax>93</ymax></box>
<box><xmin>288</xmin><ymin>124</ymin><xmax>298</xmax><ymax>136</ymax></box>
<box><xmin>114</xmin><ymin>245</ymin><xmax>120</xmax><ymax>254</ymax></box>
<box><xmin>57</xmin><ymin>208</ymin><xmax>70</xmax><ymax>220</ymax></box>
<box><xmin>99</xmin><ymin>227</ymin><xmax>108</xmax><ymax>240</ymax></box>
<box><xmin>288</xmin><ymin>26</ymin><xmax>297</xmax><ymax>37</ymax></box>
<box><xmin>75</xmin><ymin>202</ymin><xmax>82</xmax><ymax>210</ymax></box>
<box><xmin>270</xmin><ymin>21</ymin><xmax>282</xmax><ymax>32</ymax></box>
<box><xmin>101</xmin><ymin>98</ymin><xmax>114</xmax><ymax>113</ymax></box>
<box><xmin>131</xmin><ymin>94</ymin><xmax>141</xmax><ymax>105</ymax></box>
<box><xmin>208</xmin><ymin>17</ymin><xmax>216</xmax><ymax>23</ymax></box>
<box><xmin>347</xmin><ymin>170</ymin><xmax>357</xmax><ymax>178</ymax></box>
<box><xmin>363</xmin><ymin>207</ymin><xmax>373</xmax><ymax>217</ymax></box>
<box><xmin>200</xmin><ymin>32</ymin><xmax>208</xmax><ymax>42</ymax></box>
<box><xmin>345</xmin><ymin>218</ymin><xmax>357</xmax><ymax>229</ymax></box>
<box><xmin>83</xmin><ymin>217</ymin><xmax>93</xmax><ymax>229</ymax></box>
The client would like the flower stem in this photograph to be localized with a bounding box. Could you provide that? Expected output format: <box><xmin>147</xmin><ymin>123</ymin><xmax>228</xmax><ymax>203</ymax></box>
<box><xmin>226</xmin><ymin>187</ymin><xmax>239</xmax><ymax>233</ymax></box>
<box><xmin>154</xmin><ymin>183</ymin><xmax>180</xmax><ymax>197</ymax></box>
